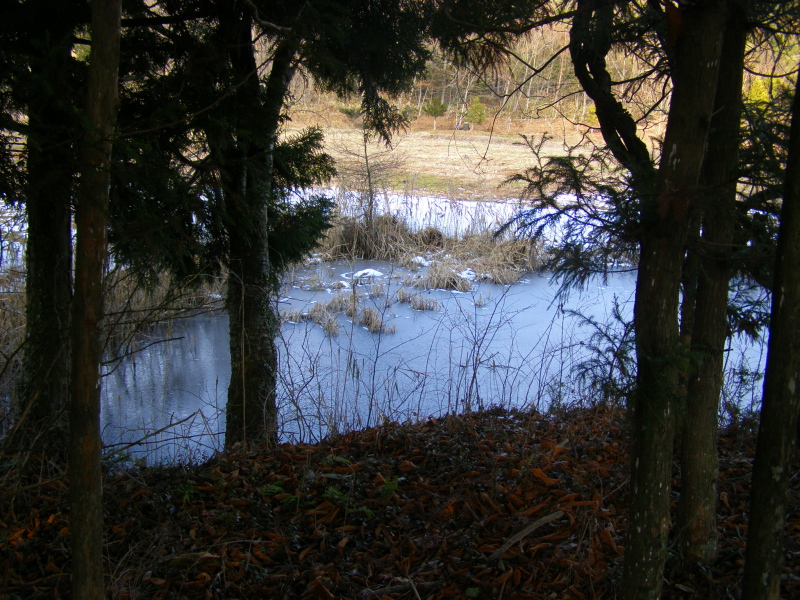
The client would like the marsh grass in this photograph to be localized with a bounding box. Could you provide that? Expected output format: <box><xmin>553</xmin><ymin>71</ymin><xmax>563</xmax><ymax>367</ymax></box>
<box><xmin>357</xmin><ymin>306</ymin><xmax>396</xmax><ymax>334</ymax></box>
<box><xmin>368</xmin><ymin>282</ymin><xmax>385</xmax><ymax>298</ymax></box>
<box><xmin>320</xmin><ymin>313</ymin><xmax>340</xmax><ymax>336</ymax></box>
<box><xmin>318</xmin><ymin>214</ymin><xmax>416</xmax><ymax>261</ymax></box>
<box><xmin>394</xmin><ymin>287</ymin><xmax>414</xmax><ymax>304</ymax></box>
<box><xmin>315</xmin><ymin>191</ymin><xmax>541</xmax><ymax>290</ymax></box>
<box><xmin>410</xmin><ymin>294</ymin><xmax>441</xmax><ymax>312</ymax></box>
<box><xmin>415</xmin><ymin>262</ymin><xmax>474</xmax><ymax>292</ymax></box>
<box><xmin>281</xmin><ymin>307</ymin><xmax>304</xmax><ymax>323</ymax></box>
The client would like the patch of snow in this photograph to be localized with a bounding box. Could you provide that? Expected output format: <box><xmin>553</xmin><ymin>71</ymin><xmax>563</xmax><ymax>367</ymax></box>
<box><xmin>353</xmin><ymin>269</ymin><xmax>384</xmax><ymax>279</ymax></box>
<box><xmin>459</xmin><ymin>269</ymin><xmax>477</xmax><ymax>281</ymax></box>
<box><xmin>411</xmin><ymin>256</ymin><xmax>431</xmax><ymax>267</ymax></box>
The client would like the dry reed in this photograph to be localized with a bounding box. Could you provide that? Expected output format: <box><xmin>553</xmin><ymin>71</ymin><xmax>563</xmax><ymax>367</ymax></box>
<box><xmin>357</xmin><ymin>307</ymin><xmax>396</xmax><ymax>334</ymax></box>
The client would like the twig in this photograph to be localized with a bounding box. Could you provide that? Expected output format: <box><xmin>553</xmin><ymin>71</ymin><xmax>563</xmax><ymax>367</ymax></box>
<box><xmin>102</xmin><ymin>410</ymin><xmax>202</xmax><ymax>453</ymax></box>
<box><xmin>488</xmin><ymin>510</ymin><xmax>564</xmax><ymax>562</ymax></box>
<box><xmin>0</xmin><ymin>478</ymin><xmax>66</xmax><ymax>499</ymax></box>
<box><xmin>359</xmin><ymin>581</ymin><xmax>443</xmax><ymax>597</ymax></box>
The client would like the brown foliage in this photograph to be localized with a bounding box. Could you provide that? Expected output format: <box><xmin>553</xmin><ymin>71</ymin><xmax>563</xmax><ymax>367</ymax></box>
<box><xmin>1</xmin><ymin>408</ymin><xmax>798</xmax><ymax>599</ymax></box>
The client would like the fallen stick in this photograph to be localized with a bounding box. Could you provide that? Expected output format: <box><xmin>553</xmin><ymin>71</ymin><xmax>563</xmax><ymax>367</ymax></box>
<box><xmin>359</xmin><ymin>580</ymin><xmax>443</xmax><ymax>597</ymax></box>
<box><xmin>488</xmin><ymin>510</ymin><xmax>564</xmax><ymax>562</ymax></box>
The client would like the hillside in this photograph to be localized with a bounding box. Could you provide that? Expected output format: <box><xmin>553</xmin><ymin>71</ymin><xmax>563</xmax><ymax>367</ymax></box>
<box><xmin>2</xmin><ymin>407</ymin><xmax>798</xmax><ymax>599</ymax></box>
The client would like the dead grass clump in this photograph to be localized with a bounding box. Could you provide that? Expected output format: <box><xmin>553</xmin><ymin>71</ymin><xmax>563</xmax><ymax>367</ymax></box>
<box><xmin>325</xmin><ymin>290</ymin><xmax>362</xmax><ymax>317</ymax></box>
<box><xmin>397</xmin><ymin>253</ymin><xmax>428</xmax><ymax>271</ymax></box>
<box><xmin>410</xmin><ymin>294</ymin><xmax>440</xmax><ymax>311</ymax></box>
<box><xmin>416</xmin><ymin>226</ymin><xmax>444</xmax><ymax>248</ymax></box>
<box><xmin>326</xmin><ymin>292</ymin><xmax>352</xmax><ymax>314</ymax></box>
<box><xmin>473</xmin><ymin>292</ymin><xmax>490</xmax><ymax>308</ymax></box>
<box><xmin>368</xmin><ymin>283</ymin><xmax>385</xmax><ymax>298</ymax></box>
<box><xmin>318</xmin><ymin>214</ymin><xmax>415</xmax><ymax>261</ymax></box>
<box><xmin>305</xmin><ymin>302</ymin><xmax>331</xmax><ymax>323</ymax></box>
<box><xmin>320</xmin><ymin>313</ymin><xmax>340</xmax><ymax>336</ymax></box>
<box><xmin>302</xmin><ymin>274</ymin><xmax>328</xmax><ymax>291</ymax></box>
<box><xmin>281</xmin><ymin>307</ymin><xmax>304</xmax><ymax>323</ymax></box>
<box><xmin>394</xmin><ymin>287</ymin><xmax>414</xmax><ymax>304</ymax></box>
<box><xmin>344</xmin><ymin>291</ymin><xmax>362</xmax><ymax>317</ymax></box>
<box><xmin>415</xmin><ymin>262</ymin><xmax>473</xmax><ymax>292</ymax></box>
<box><xmin>282</xmin><ymin>303</ymin><xmax>339</xmax><ymax>335</ymax></box>
<box><xmin>439</xmin><ymin>235</ymin><xmax>541</xmax><ymax>285</ymax></box>
<box><xmin>357</xmin><ymin>307</ymin><xmax>396</xmax><ymax>334</ymax></box>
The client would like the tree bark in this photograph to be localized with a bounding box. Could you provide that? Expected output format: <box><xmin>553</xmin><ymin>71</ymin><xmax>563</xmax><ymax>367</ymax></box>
<box><xmin>21</xmin><ymin>9</ymin><xmax>77</xmax><ymax>453</ymax></box>
<box><xmin>677</xmin><ymin>1</ymin><xmax>746</xmax><ymax>563</ymax></box>
<box><xmin>211</xmin><ymin>5</ymin><xmax>297</xmax><ymax>449</ymax></box>
<box><xmin>621</xmin><ymin>2</ymin><xmax>726</xmax><ymax>598</ymax></box>
<box><xmin>741</xmin><ymin>62</ymin><xmax>800</xmax><ymax>600</ymax></box>
<box><xmin>68</xmin><ymin>1</ymin><xmax>121</xmax><ymax>598</ymax></box>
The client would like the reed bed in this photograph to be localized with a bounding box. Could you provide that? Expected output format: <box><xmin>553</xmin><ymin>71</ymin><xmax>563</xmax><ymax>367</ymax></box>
<box><xmin>316</xmin><ymin>198</ymin><xmax>542</xmax><ymax>288</ymax></box>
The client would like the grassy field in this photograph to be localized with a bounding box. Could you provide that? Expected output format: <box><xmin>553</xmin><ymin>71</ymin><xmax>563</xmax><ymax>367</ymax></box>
<box><xmin>287</xmin><ymin>110</ymin><xmax>608</xmax><ymax>200</ymax></box>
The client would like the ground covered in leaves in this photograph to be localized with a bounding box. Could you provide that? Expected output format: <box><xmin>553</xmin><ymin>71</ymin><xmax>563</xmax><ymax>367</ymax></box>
<box><xmin>2</xmin><ymin>407</ymin><xmax>799</xmax><ymax>599</ymax></box>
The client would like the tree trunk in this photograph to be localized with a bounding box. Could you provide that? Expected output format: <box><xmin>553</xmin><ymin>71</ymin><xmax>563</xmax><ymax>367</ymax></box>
<box><xmin>621</xmin><ymin>2</ymin><xmax>726</xmax><ymax>598</ymax></box>
<box><xmin>21</xmin><ymin>15</ymin><xmax>76</xmax><ymax>453</ymax></box>
<box><xmin>214</xmin><ymin>5</ymin><xmax>297</xmax><ymax>449</ymax></box>
<box><xmin>677</xmin><ymin>2</ymin><xmax>746</xmax><ymax>563</ymax></box>
<box><xmin>68</xmin><ymin>0</ymin><xmax>121</xmax><ymax>598</ymax></box>
<box><xmin>741</xmin><ymin>62</ymin><xmax>800</xmax><ymax>600</ymax></box>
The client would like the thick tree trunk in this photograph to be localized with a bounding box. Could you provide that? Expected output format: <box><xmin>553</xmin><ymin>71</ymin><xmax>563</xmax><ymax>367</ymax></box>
<box><xmin>21</xmin><ymin>18</ymin><xmax>76</xmax><ymax>452</ymax></box>
<box><xmin>741</xmin><ymin>63</ymin><xmax>800</xmax><ymax>600</ymax></box>
<box><xmin>621</xmin><ymin>2</ymin><xmax>726</xmax><ymax>598</ymax></box>
<box><xmin>226</xmin><ymin>222</ymin><xmax>279</xmax><ymax>448</ymax></box>
<box><xmin>68</xmin><ymin>1</ymin><xmax>121</xmax><ymax>598</ymax></box>
<box><xmin>213</xmin><ymin>5</ymin><xmax>297</xmax><ymax>449</ymax></box>
<box><xmin>677</xmin><ymin>2</ymin><xmax>746</xmax><ymax>563</ymax></box>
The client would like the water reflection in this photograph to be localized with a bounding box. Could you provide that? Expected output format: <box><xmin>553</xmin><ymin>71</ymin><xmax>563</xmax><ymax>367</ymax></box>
<box><xmin>101</xmin><ymin>317</ymin><xmax>229</xmax><ymax>464</ymax></box>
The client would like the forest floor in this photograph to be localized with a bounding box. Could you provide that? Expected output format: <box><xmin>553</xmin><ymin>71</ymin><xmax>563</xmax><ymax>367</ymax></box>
<box><xmin>2</xmin><ymin>406</ymin><xmax>798</xmax><ymax>599</ymax></box>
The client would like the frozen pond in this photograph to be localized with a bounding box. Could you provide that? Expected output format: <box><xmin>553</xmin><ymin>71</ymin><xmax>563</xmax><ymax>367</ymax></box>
<box><xmin>99</xmin><ymin>191</ymin><xmax>768</xmax><ymax>464</ymax></box>
<box><xmin>101</xmin><ymin>262</ymin><xmax>640</xmax><ymax>463</ymax></box>
<box><xmin>100</xmin><ymin>259</ymin><xmax>767</xmax><ymax>464</ymax></box>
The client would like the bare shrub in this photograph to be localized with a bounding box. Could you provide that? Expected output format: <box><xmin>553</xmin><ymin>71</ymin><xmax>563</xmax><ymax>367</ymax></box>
<box><xmin>102</xmin><ymin>268</ymin><xmax>225</xmax><ymax>359</ymax></box>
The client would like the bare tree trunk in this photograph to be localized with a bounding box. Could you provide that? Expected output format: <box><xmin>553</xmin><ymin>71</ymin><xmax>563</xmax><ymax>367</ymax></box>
<box><xmin>214</xmin><ymin>4</ymin><xmax>297</xmax><ymax>449</ymax></box>
<box><xmin>68</xmin><ymin>0</ymin><xmax>121</xmax><ymax>598</ymax></box>
<box><xmin>677</xmin><ymin>2</ymin><xmax>746</xmax><ymax>563</ymax></box>
<box><xmin>741</xmin><ymin>61</ymin><xmax>800</xmax><ymax>600</ymax></box>
<box><xmin>621</xmin><ymin>2</ymin><xmax>726</xmax><ymax>597</ymax></box>
<box><xmin>21</xmin><ymin>12</ymin><xmax>77</xmax><ymax>454</ymax></box>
